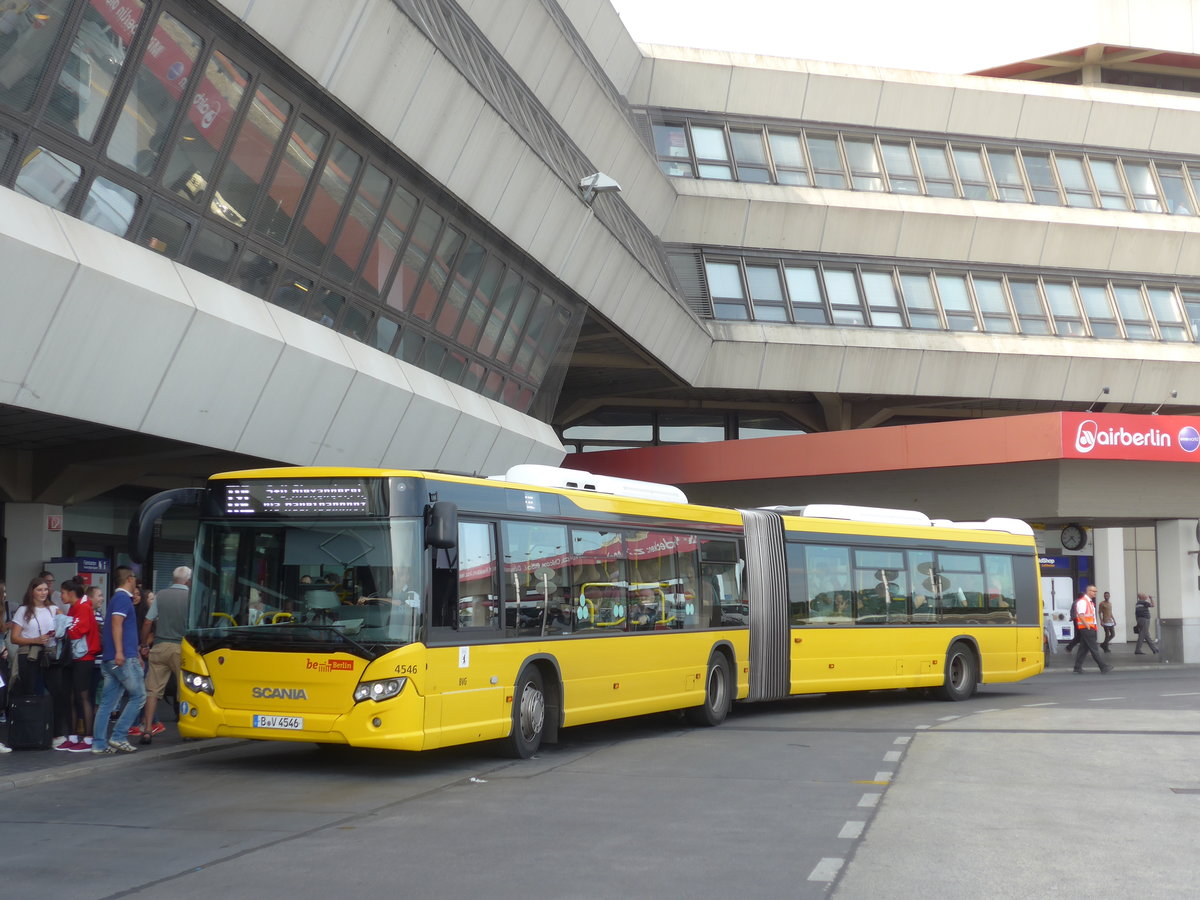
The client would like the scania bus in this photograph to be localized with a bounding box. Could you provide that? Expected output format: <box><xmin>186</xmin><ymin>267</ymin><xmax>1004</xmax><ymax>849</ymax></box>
<box><xmin>130</xmin><ymin>465</ymin><xmax>1043</xmax><ymax>757</ymax></box>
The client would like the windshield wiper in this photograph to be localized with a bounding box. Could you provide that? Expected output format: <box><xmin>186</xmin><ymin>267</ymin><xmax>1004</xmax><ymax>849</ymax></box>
<box><xmin>252</xmin><ymin>622</ymin><xmax>383</xmax><ymax>660</ymax></box>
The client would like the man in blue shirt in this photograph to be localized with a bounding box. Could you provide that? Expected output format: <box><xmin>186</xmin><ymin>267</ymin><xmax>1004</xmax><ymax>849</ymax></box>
<box><xmin>92</xmin><ymin>566</ymin><xmax>146</xmax><ymax>753</ymax></box>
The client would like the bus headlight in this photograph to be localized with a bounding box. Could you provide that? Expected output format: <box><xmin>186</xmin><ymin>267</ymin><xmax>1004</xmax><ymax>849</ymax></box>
<box><xmin>353</xmin><ymin>677</ymin><xmax>407</xmax><ymax>703</ymax></box>
<box><xmin>182</xmin><ymin>670</ymin><xmax>214</xmax><ymax>695</ymax></box>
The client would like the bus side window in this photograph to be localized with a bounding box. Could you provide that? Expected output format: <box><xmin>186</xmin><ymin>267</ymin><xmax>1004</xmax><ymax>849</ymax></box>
<box><xmin>785</xmin><ymin>542</ymin><xmax>808</xmax><ymax>625</ymax></box>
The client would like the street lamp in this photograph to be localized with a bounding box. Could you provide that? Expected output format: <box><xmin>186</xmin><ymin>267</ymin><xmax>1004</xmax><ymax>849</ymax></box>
<box><xmin>578</xmin><ymin>171</ymin><xmax>621</xmax><ymax>206</ymax></box>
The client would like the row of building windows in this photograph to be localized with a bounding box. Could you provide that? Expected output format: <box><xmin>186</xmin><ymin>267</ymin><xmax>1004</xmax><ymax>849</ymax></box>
<box><xmin>685</xmin><ymin>252</ymin><xmax>1200</xmax><ymax>341</ymax></box>
<box><xmin>650</xmin><ymin>114</ymin><xmax>1200</xmax><ymax>215</ymax></box>
<box><xmin>0</xmin><ymin>0</ymin><xmax>583</xmax><ymax>417</ymax></box>
<box><xmin>560</xmin><ymin>408</ymin><xmax>807</xmax><ymax>454</ymax></box>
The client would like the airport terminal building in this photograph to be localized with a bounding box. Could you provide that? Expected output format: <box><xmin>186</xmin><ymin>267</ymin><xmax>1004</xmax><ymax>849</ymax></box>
<box><xmin>3</xmin><ymin>0</ymin><xmax>1200</xmax><ymax>656</ymax></box>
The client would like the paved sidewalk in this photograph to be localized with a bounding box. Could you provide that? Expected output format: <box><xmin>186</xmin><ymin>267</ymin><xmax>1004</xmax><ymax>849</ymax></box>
<box><xmin>1042</xmin><ymin>637</ymin><xmax>1169</xmax><ymax>670</ymax></box>
<box><xmin>0</xmin><ymin>708</ymin><xmax>239</xmax><ymax>791</ymax></box>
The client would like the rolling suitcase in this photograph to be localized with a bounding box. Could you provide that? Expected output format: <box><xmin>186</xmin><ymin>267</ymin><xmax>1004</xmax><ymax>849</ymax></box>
<box><xmin>8</xmin><ymin>693</ymin><xmax>53</xmax><ymax>750</ymax></box>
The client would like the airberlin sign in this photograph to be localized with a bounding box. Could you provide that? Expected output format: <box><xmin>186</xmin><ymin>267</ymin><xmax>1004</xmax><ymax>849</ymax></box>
<box><xmin>1062</xmin><ymin>412</ymin><xmax>1200</xmax><ymax>461</ymax></box>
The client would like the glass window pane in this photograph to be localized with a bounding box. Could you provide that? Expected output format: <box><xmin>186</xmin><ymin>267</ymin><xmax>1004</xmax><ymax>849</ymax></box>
<box><xmin>410</xmin><ymin>223</ymin><xmax>462</xmax><ymax>322</ymax></box>
<box><xmin>862</xmin><ymin>271</ymin><xmax>899</xmax><ymax>308</ymax></box>
<box><xmin>233</xmin><ymin>248</ymin><xmax>277</xmax><ymax>298</ymax></box>
<box><xmin>162</xmin><ymin>52</ymin><xmax>250</xmax><ymax>209</ymax></box>
<box><xmin>1045</xmin><ymin>282</ymin><xmax>1085</xmax><ymax>335</ymax></box>
<box><xmin>0</xmin><ymin>0</ymin><xmax>74</xmax><ymax>113</ymax></box>
<box><xmin>435</xmin><ymin>239</ymin><xmax>485</xmax><ymax>337</ymax></box>
<box><xmin>825</xmin><ymin>269</ymin><xmax>860</xmax><ymax>306</ymax></box>
<box><xmin>563</xmin><ymin>410</ymin><xmax>653</xmax><ymax>442</ymax></box>
<box><xmin>213</xmin><ymin>85</ymin><xmax>291</xmax><ymax>230</ymax></box>
<box><xmin>844</xmin><ymin>138</ymin><xmax>884</xmax><ymax>191</ymax></box>
<box><xmin>730</xmin><ymin>130</ymin><xmax>766</xmax><ymax>165</ymax></box>
<box><xmin>338</xmin><ymin>305</ymin><xmax>374</xmax><ymax>343</ymax></box>
<box><xmin>1123</xmin><ymin>161</ymin><xmax>1163</xmax><ymax>212</ymax></box>
<box><xmin>1090</xmin><ymin>158</ymin><xmax>1122</xmax><ymax>192</ymax></box>
<box><xmin>1079</xmin><ymin>284</ymin><xmax>1113</xmax><ymax>320</ymax></box>
<box><xmin>917</xmin><ymin>144</ymin><xmax>951</xmax><ymax>179</ymax></box>
<box><xmin>697</xmin><ymin>163</ymin><xmax>732</xmax><ymax>180</ymax></box>
<box><xmin>514</xmin><ymin>292</ymin><xmax>555</xmax><ymax>376</ymax></box>
<box><xmin>187</xmin><ymin>228</ymin><xmax>237</xmax><ymax>280</ymax></box>
<box><xmin>306</xmin><ymin>287</ymin><xmax>344</xmax><ymax>328</ymax></box>
<box><xmin>660</xmin><ymin>412</ymin><xmax>725</xmax><ymax>443</ymax></box>
<box><xmin>881</xmin><ymin>141</ymin><xmax>919</xmax><ymax>193</ymax></box>
<box><xmin>653</xmin><ymin>123</ymin><xmax>689</xmax><ymax>159</ymax></box>
<box><xmin>477</xmin><ymin>268</ymin><xmax>520</xmax><ymax>358</ymax></box>
<box><xmin>457</xmin><ymin>256</ymin><xmax>503</xmax><ymax>348</ymax></box>
<box><xmin>15</xmin><ymin>146</ymin><xmax>80</xmax><ymax>211</ymax></box>
<box><xmin>690</xmin><ymin>126</ymin><xmax>728</xmax><ymax>161</ymax></box>
<box><xmin>1148</xmin><ymin>288</ymin><xmax>1186</xmax><ymax>341</ymax></box>
<box><xmin>746</xmin><ymin>265</ymin><xmax>782</xmax><ymax>302</ymax></box>
<box><xmin>768</xmin><ymin>132</ymin><xmax>804</xmax><ymax>169</ymax></box>
<box><xmin>987</xmin><ymin>148</ymin><xmax>1025</xmax><ymax>201</ymax></box>
<box><xmin>807</xmin><ymin>134</ymin><xmax>845</xmax><ymax>188</ymax></box>
<box><xmin>328</xmin><ymin>164</ymin><xmax>389</xmax><ymax>285</ymax></box>
<box><xmin>374</xmin><ymin>316</ymin><xmax>398</xmax><ymax>354</ymax></box>
<box><xmin>1022</xmin><ymin>151</ymin><xmax>1060</xmax><ymax>204</ymax></box>
<box><xmin>935</xmin><ymin>274</ymin><xmax>971</xmax><ymax>311</ymax></box>
<box><xmin>384</xmin><ymin>204</ymin><xmax>441</xmax><ymax>314</ymax></box>
<box><xmin>973</xmin><ymin>277</ymin><xmax>1007</xmax><ymax>314</ymax></box>
<box><xmin>498</xmin><ymin>284</ymin><xmax>537</xmax><ymax>365</ymax></box>
<box><xmin>785</xmin><ymin>266</ymin><xmax>821</xmax><ymax>303</ymax></box>
<box><xmin>952</xmin><ymin>146</ymin><xmax>991</xmax><ymax>199</ymax></box>
<box><xmin>1156</xmin><ymin>163</ymin><xmax>1193</xmax><ymax>215</ymax></box>
<box><xmin>1113</xmin><ymin>285</ymin><xmax>1147</xmax><ymax>320</ymax></box>
<box><xmin>107</xmin><ymin>13</ymin><xmax>201</xmax><ymax>175</ymax></box>
<box><xmin>271</xmin><ymin>270</ymin><xmax>312</xmax><ymax>313</ymax></box>
<box><xmin>360</xmin><ymin>183</ymin><xmax>416</xmax><ymax>296</ymax></box>
<box><xmin>137</xmin><ymin>206</ymin><xmax>189</xmax><ymax>259</ymax></box>
<box><xmin>82</xmin><ymin>177</ymin><xmax>138</xmax><ymax>236</ymax></box>
<box><xmin>705</xmin><ymin>261</ymin><xmax>744</xmax><ymax>298</ymax></box>
<box><xmin>293</xmin><ymin>141</ymin><xmax>363</xmax><ymax>263</ymax></box>
<box><xmin>900</xmin><ymin>272</ymin><xmax>935</xmax><ymax>310</ymax></box>
<box><xmin>256</xmin><ymin>118</ymin><xmax>327</xmax><ymax>243</ymax></box>
<box><xmin>45</xmin><ymin>1</ymin><xmax>145</xmax><ymax>141</ymax></box>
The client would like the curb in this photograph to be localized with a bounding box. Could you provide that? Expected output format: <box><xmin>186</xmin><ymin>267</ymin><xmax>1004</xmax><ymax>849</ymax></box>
<box><xmin>0</xmin><ymin>738</ymin><xmax>245</xmax><ymax>792</ymax></box>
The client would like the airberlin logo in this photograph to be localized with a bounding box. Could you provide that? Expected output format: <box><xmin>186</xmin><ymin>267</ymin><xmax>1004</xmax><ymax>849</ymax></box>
<box><xmin>1074</xmin><ymin>419</ymin><xmax>1173</xmax><ymax>454</ymax></box>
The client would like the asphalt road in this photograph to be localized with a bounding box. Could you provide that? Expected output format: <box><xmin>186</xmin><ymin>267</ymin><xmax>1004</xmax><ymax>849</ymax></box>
<box><xmin>2</xmin><ymin>662</ymin><xmax>1198</xmax><ymax>900</ymax></box>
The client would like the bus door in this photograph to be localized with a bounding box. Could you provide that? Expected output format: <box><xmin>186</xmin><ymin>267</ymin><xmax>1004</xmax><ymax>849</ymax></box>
<box><xmin>424</xmin><ymin>520</ymin><xmax>508</xmax><ymax>747</ymax></box>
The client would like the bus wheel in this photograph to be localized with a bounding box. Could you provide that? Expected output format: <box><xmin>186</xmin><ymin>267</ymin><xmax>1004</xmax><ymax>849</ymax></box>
<box><xmin>505</xmin><ymin>667</ymin><xmax>546</xmax><ymax>758</ymax></box>
<box><xmin>685</xmin><ymin>653</ymin><xmax>732</xmax><ymax>726</ymax></box>
<box><xmin>937</xmin><ymin>642</ymin><xmax>977</xmax><ymax>701</ymax></box>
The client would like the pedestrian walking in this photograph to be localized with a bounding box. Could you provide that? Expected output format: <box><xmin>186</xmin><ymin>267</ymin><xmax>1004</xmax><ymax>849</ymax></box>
<box><xmin>137</xmin><ymin>566</ymin><xmax>190</xmax><ymax>745</ymax></box>
<box><xmin>1099</xmin><ymin>590</ymin><xmax>1116</xmax><ymax>652</ymax></box>
<box><xmin>1072</xmin><ymin>584</ymin><xmax>1112</xmax><ymax>674</ymax></box>
<box><xmin>92</xmin><ymin>567</ymin><xmax>146</xmax><ymax>754</ymax></box>
<box><xmin>1134</xmin><ymin>592</ymin><xmax>1160</xmax><ymax>655</ymax></box>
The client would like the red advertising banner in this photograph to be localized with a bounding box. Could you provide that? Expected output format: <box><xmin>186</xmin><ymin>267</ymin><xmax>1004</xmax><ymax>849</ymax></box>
<box><xmin>1060</xmin><ymin>412</ymin><xmax>1200</xmax><ymax>461</ymax></box>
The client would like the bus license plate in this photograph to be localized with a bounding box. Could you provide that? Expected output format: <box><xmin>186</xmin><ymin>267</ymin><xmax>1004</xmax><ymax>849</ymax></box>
<box><xmin>253</xmin><ymin>715</ymin><xmax>303</xmax><ymax>730</ymax></box>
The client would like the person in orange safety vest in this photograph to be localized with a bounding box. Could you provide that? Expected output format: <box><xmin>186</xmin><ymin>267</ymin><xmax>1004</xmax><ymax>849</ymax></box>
<box><xmin>1072</xmin><ymin>584</ymin><xmax>1112</xmax><ymax>675</ymax></box>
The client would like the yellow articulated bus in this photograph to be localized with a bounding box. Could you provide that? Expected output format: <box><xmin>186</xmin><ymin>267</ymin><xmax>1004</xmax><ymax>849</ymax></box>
<box><xmin>129</xmin><ymin>465</ymin><xmax>1043</xmax><ymax>757</ymax></box>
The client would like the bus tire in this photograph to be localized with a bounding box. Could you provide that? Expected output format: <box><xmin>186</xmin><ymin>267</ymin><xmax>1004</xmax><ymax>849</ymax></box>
<box><xmin>685</xmin><ymin>653</ymin><xmax>732</xmax><ymax>727</ymax></box>
<box><xmin>505</xmin><ymin>667</ymin><xmax>546</xmax><ymax>758</ymax></box>
<box><xmin>936</xmin><ymin>642</ymin><xmax>977</xmax><ymax>701</ymax></box>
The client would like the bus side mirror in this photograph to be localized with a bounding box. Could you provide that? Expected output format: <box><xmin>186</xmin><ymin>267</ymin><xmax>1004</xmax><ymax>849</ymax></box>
<box><xmin>128</xmin><ymin>487</ymin><xmax>206</xmax><ymax>564</ymax></box>
<box><xmin>425</xmin><ymin>501</ymin><xmax>458</xmax><ymax>549</ymax></box>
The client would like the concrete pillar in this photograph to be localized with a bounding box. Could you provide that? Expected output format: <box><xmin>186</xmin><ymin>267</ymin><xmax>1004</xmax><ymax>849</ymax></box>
<box><xmin>3</xmin><ymin>503</ymin><xmax>64</xmax><ymax>586</ymax></box>
<box><xmin>1092</xmin><ymin>527</ymin><xmax>1127</xmax><ymax>643</ymax></box>
<box><xmin>1153</xmin><ymin>519</ymin><xmax>1200</xmax><ymax>664</ymax></box>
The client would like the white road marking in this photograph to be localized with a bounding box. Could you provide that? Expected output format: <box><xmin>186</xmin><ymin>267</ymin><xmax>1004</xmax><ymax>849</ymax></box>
<box><xmin>915</xmin><ymin>724</ymin><xmax>930</xmax><ymax>730</ymax></box>
<box><xmin>893</xmin><ymin>736</ymin><xmax>911</xmax><ymax>745</ymax></box>
<box><xmin>1163</xmin><ymin>692</ymin><xmax>1200</xmax><ymax>697</ymax></box>
<box><xmin>1087</xmin><ymin>697</ymin><xmax>1124</xmax><ymax>701</ymax></box>
<box><xmin>937</xmin><ymin>715</ymin><xmax>961</xmax><ymax>721</ymax></box>
<box><xmin>874</xmin><ymin>771</ymin><xmax>892</xmax><ymax>782</ymax></box>
<box><xmin>1023</xmin><ymin>702</ymin><xmax>1058</xmax><ymax>707</ymax></box>
<box><xmin>883</xmin><ymin>750</ymin><xmax>902</xmax><ymax>762</ymax></box>
<box><xmin>858</xmin><ymin>793</ymin><xmax>881</xmax><ymax>808</ymax></box>
<box><xmin>808</xmin><ymin>858</ymin><xmax>845</xmax><ymax>882</ymax></box>
<box><xmin>838</xmin><ymin>821</ymin><xmax>865</xmax><ymax>839</ymax></box>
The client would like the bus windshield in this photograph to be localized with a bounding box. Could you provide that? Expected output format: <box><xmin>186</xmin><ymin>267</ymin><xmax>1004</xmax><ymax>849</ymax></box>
<box><xmin>190</xmin><ymin>517</ymin><xmax>423</xmax><ymax>650</ymax></box>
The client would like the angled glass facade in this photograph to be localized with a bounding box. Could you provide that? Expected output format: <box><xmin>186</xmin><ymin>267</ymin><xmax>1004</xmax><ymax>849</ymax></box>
<box><xmin>0</xmin><ymin>0</ymin><xmax>584</xmax><ymax>418</ymax></box>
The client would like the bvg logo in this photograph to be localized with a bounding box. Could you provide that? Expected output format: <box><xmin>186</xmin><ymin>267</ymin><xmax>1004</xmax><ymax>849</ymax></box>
<box><xmin>1075</xmin><ymin>419</ymin><xmax>1099</xmax><ymax>454</ymax></box>
<box><xmin>306</xmin><ymin>659</ymin><xmax>354</xmax><ymax>672</ymax></box>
